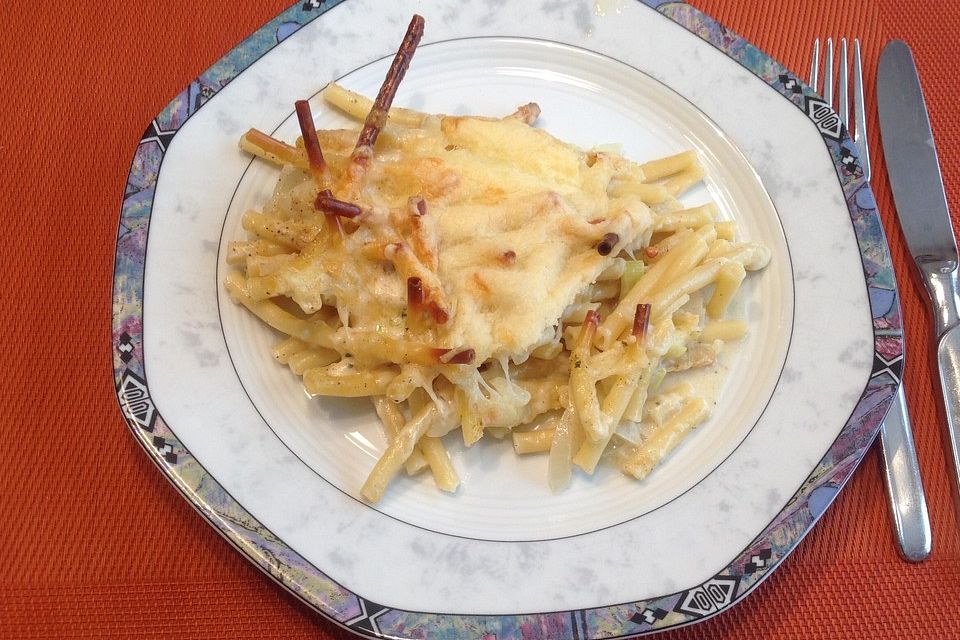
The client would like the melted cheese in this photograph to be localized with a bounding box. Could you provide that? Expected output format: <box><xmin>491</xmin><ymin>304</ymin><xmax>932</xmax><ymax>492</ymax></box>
<box><xmin>273</xmin><ymin>115</ymin><xmax>653</xmax><ymax>364</ymax></box>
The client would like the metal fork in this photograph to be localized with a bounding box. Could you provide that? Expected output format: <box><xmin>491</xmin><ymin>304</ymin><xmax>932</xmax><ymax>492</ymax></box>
<box><xmin>811</xmin><ymin>37</ymin><xmax>931</xmax><ymax>562</ymax></box>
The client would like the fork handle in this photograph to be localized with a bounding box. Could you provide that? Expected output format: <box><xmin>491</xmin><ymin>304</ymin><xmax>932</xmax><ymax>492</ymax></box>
<box><xmin>936</xmin><ymin>325</ymin><xmax>960</xmax><ymax>522</ymax></box>
<box><xmin>878</xmin><ymin>384</ymin><xmax>931</xmax><ymax>562</ymax></box>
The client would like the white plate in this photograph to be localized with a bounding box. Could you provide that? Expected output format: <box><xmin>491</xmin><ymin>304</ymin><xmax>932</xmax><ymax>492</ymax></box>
<box><xmin>113</xmin><ymin>1</ymin><xmax>901</xmax><ymax>637</ymax></box>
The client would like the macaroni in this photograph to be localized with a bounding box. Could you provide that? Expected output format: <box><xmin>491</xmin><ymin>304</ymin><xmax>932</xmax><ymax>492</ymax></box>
<box><xmin>225</xmin><ymin>15</ymin><xmax>771</xmax><ymax>501</ymax></box>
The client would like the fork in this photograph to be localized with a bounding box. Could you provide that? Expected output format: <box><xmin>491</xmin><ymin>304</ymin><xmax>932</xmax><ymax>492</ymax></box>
<box><xmin>810</xmin><ymin>37</ymin><xmax>931</xmax><ymax>562</ymax></box>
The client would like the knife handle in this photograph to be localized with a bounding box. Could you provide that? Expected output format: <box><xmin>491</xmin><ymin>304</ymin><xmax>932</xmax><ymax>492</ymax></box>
<box><xmin>919</xmin><ymin>261</ymin><xmax>960</xmax><ymax>337</ymax></box>
<box><xmin>919</xmin><ymin>262</ymin><xmax>960</xmax><ymax>521</ymax></box>
<box><xmin>878</xmin><ymin>385</ymin><xmax>931</xmax><ymax>561</ymax></box>
<box><xmin>936</xmin><ymin>324</ymin><xmax>960</xmax><ymax>518</ymax></box>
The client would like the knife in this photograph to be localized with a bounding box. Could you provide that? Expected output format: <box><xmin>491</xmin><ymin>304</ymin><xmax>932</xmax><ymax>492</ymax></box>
<box><xmin>878</xmin><ymin>39</ymin><xmax>960</xmax><ymax>522</ymax></box>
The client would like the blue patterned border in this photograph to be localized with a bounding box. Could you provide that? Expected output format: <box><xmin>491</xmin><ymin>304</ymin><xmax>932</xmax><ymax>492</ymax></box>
<box><xmin>112</xmin><ymin>1</ymin><xmax>902</xmax><ymax>637</ymax></box>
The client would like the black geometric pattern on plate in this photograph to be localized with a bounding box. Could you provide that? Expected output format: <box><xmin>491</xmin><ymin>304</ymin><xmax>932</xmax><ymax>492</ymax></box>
<box><xmin>345</xmin><ymin>598</ymin><xmax>389</xmax><ymax>635</ymax></box>
<box><xmin>839</xmin><ymin>145</ymin><xmax>859</xmax><ymax>173</ymax></box>
<box><xmin>674</xmin><ymin>575</ymin><xmax>740</xmax><ymax>618</ymax></box>
<box><xmin>778</xmin><ymin>73</ymin><xmax>803</xmax><ymax>95</ymax></box>
<box><xmin>872</xmin><ymin>352</ymin><xmax>903</xmax><ymax>384</ymax></box>
<box><xmin>117</xmin><ymin>331</ymin><xmax>135</xmax><ymax>364</ymax></box>
<box><xmin>744</xmin><ymin>548</ymin><xmax>773</xmax><ymax>574</ymax></box>
<box><xmin>117</xmin><ymin>369</ymin><xmax>157</xmax><ymax>433</ymax></box>
<box><xmin>152</xmin><ymin>435</ymin><xmax>178</xmax><ymax>465</ymax></box>
<box><xmin>140</xmin><ymin>119</ymin><xmax>176</xmax><ymax>152</ymax></box>
<box><xmin>804</xmin><ymin>96</ymin><xmax>844</xmax><ymax>141</ymax></box>
<box><xmin>631</xmin><ymin>606</ymin><xmax>669</xmax><ymax>626</ymax></box>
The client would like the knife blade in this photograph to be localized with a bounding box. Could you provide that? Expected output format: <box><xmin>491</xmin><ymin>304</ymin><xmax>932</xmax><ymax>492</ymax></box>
<box><xmin>877</xmin><ymin>41</ymin><xmax>958</xmax><ymax>267</ymax></box>
<box><xmin>878</xmin><ymin>39</ymin><xmax>960</xmax><ymax>523</ymax></box>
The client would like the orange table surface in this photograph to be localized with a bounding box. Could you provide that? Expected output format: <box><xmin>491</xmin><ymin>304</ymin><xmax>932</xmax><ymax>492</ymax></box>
<box><xmin>3</xmin><ymin>1</ymin><xmax>960</xmax><ymax>638</ymax></box>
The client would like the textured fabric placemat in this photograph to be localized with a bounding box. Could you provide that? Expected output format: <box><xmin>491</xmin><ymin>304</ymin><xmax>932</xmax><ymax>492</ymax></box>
<box><xmin>2</xmin><ymin>1</ymin><xmax>958</xmax><ymax>638</ymax></box>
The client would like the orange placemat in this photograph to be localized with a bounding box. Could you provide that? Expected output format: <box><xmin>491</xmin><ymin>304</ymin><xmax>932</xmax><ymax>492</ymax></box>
<box><xmin>2</xmin><ymin>1</ymin><xmax>958</xmax><ymax>638</ymax></box>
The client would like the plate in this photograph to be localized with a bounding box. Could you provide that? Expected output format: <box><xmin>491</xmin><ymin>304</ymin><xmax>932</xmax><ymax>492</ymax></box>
<box><xmin>113</xmin><ymin>1</ymin><xmax>902</xmax><ymax>637</ymax></box>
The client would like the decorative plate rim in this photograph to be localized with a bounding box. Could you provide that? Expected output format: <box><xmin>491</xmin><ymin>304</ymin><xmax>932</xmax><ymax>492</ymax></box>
<box><xmin>111</xmin><ymin>1</ymin><xmax>902</xmax><ymax>637</ymax></box>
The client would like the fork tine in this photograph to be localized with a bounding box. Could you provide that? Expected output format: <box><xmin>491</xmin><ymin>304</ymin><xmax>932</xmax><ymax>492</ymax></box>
<box><xmin>853</xmin><ymin>39</ymin><xmax>871</xmax><ymax>181</ymax></box>
<box><xmin>810</xmin><ymin>38</ymin><xmax>821</xmax><ymax>90</ymax></box>
<box><xmin>838</xmin><ymin>38</ymin><xmax>849</xmax><ymax>128</ymax></box>
<box><xmin>823</xmin><ymin>38</ymin><xmax>834</xmax><ymax>105</ymax></box>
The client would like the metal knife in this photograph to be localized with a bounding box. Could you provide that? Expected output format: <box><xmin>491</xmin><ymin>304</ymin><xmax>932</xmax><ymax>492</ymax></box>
<box><xmin>878</xmin><ymin>39</ymin><xmax>960</xmax><ymax>524</ymax></box>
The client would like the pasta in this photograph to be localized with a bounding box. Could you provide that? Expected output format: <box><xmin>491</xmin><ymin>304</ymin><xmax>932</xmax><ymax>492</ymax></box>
<box><xmin>225</xmin><ymin>15</ymin><xmax>771</xmax><ymax>502</ymax></box>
